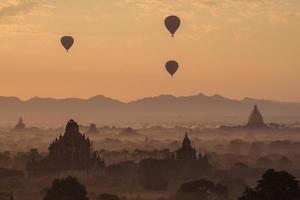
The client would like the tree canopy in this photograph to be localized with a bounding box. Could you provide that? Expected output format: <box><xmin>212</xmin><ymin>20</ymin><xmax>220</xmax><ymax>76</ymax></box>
<box><xmin>239</xmin><ymin>169</ymin><xmax>300</xmax><ymax>200</ymax></box>
<box><xmin>43</xmin><ymin>176</ymin><xmax>89</xmax><ymax>200</ymax></box>
<box><xmin>96</xmin><ymin>193</ymin><xmax>120</xmax><ymax>200</ymax></box>
<box><xmin>173</xmin><ymin>179</ymin><xmax>229</xmax><ymax>200</ymax></box>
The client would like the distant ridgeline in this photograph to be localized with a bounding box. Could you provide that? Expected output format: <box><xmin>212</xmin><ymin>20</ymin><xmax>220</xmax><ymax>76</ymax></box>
<box><xmin>3</xmin><ymin>93</ymin><xmax>300</xmax><ymax>126</ymax></box>
<box><xmin>26</xmin><ymin>119</ymin><xmax>210</xmax><ymax>176</ymax></box>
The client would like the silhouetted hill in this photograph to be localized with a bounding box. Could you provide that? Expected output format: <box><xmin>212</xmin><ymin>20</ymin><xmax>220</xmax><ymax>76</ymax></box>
<box><xmin>1</xmin><ymin>93</ymin><xmax>300</xmax><ymax>126</ymax></box>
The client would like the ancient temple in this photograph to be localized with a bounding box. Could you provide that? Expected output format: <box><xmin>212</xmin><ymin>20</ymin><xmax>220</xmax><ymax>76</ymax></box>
<box><xmin>27</xmin><ymin>119</ymin><xmax>103</xmax><ymax>174</ymax></box>
<box><xmin>246</xmin><ymin>105</ymin><xmax>267</xmax><ymax>128</ymax></box>
<box><xmin>88</xmin><ymin>123</ymin><xmax>98</xmax><ymax>133</ymax></box>
<box><xmin>176</xmin><ymin>133</ymin><xmax>197</xmax><ymax>160</ymax></box>
<box><xmin>13</xmin><ymin>117</ymin><xmax>25</xmax><ymax>130</ymax></box>
<box><xmin>48</xmin><ymin>119</ymin><xmax>94</xmax><ymax>169</ymax></box>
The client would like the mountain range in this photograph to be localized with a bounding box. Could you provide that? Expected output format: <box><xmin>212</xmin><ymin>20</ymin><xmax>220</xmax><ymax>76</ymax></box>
<box><xmin>1</xmin><ymin>93</ymin><xmax>300</xmax><ymax>127</ymax></box>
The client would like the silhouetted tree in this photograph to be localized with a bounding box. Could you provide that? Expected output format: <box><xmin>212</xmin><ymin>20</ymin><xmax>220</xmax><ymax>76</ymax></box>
<box><xmin>43</xmin><ymin>176</ymin><xmax>89</xmax><ymax>200</ymax></box>
<box><xmin>97</xmin><ymin>193</ymin><xmax>120</xmax><ymax>200</ymax></box>
<box><xmin>172</xmin><ymin>179</ymin><xmax>229</xmax><ymax>200</ymax></box>
<box><xmin>239</xmin><ymin>169</ymin><xmax>300</xmax><ymax>200</ymax></box>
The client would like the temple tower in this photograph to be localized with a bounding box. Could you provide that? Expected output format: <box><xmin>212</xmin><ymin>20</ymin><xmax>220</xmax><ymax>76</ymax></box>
<box><xmin>176</xmin><ymin>133</ymin><xmax>197</xmax><ymax>160</ymax></box>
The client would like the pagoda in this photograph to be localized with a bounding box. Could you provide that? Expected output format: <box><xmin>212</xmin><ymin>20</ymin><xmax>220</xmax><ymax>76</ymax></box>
<box><xmin>176</xmin><ymin>133</ymin><xmax>197</xmax><ymax>160</ymax></box>
<box><xmin>13</xmin><ymin>117</ymin><xmax>25</xmax><ymax>130</ymax></box>
<box><xmin>246</xmin><ymin>105</ymin><xmax>267</xmax><ymax>128</ymax></box>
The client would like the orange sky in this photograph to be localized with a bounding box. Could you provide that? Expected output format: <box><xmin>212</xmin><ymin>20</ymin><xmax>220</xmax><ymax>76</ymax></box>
<box><xmin>0</xmin><ymin>0</ymin><xmax>300</xmax><ymax>102</ymax></box>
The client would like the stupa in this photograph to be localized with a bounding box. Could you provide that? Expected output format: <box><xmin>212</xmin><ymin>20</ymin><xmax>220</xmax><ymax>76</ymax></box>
<box><xmin>246</xmin><ymin>105</ymin><xmax>267</xmax><ymax>128</ymax></box>
<box><xmin>13</xmin><ymin>117</ymin><xmax>25</xmax><ymax>130</ymax></box>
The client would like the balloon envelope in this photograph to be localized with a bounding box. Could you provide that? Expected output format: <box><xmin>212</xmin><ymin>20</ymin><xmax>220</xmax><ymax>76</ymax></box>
<box><xmin>61</xmin><ymin>36</ymin><xmax>74</xmax><ymax>52</ymax></box>
<box><xmin>164</xmin><ymin>16</ymin><xmax>181</xmax><ymax>37</ymax></box>
<box><xmin>165</xmin><ymin>60</ymin><xmax>179</xmax><ymax>77</ymax></box>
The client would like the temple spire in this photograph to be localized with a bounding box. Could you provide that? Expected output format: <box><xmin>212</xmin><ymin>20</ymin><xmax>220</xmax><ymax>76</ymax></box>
<box><xmin>182</xmin><ymin>133</ymin><xmax>191</xmax><ymax>147</ymax></box>
<box><xmin>176</xmin><ymin>133</ymin><xmax>197</xmax><ymax>160</ymax></box>
<box><xmin>13</xmin><ymin>117</ymin><xmax>25</xmax><ymax>130</ymax></box>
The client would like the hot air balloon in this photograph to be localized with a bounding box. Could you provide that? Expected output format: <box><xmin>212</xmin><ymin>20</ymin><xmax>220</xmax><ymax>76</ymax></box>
<box><xmin>165</xmin><ymin>60</ymin><xmax>179</xmax><ymax>77</ymax></box>
<box><xmin>164</xmin><ymin>16</ymin><xmax>181</xmax><ymax>37</ymax></box>
<box><xmin>61</xmin><ymin>36</ymin><xmax>74</xmax><ymax>52</ymax></box>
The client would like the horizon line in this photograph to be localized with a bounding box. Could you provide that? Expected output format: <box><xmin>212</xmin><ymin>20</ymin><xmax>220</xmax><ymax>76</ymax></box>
<box><xmin>0</xmin><ymin>93</ymin><xmax>296</xmax><ymax>104</ymax></box>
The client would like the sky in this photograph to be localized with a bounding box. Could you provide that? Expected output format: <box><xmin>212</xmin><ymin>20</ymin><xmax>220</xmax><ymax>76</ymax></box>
<box><xmin>0</xmin><ymin>0</ymin><xmax>300</xmax><ymax>102</ymax></box>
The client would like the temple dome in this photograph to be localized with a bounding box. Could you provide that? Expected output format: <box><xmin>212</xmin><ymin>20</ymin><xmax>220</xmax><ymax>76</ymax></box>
<box><xmin>65</xmin><ymin>119</ymin><xmax>79</xmax><ymax>134</ymax></box>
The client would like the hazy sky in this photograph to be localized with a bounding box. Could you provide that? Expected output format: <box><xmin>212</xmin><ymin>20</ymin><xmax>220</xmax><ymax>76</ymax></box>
<box><xmin>0</xmin><ymin>0</ymin><xmax>300</xmax><ymax>102</ymax></box>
